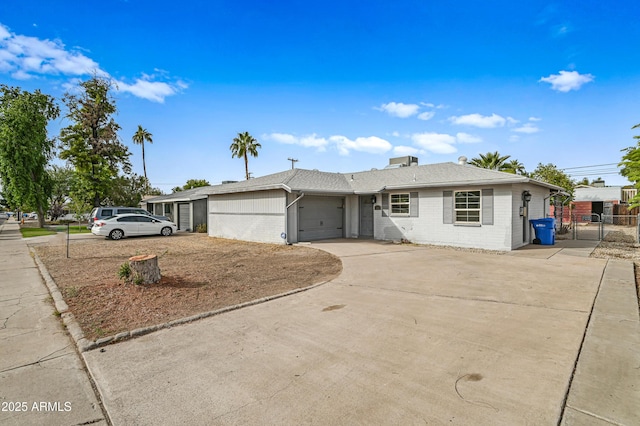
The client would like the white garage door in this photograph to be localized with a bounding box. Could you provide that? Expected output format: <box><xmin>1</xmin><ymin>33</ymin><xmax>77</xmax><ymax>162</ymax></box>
<box><xmin>298</xmin><ymin>196</ymin><xmax>344</xmax><ymax>241</ymax></box>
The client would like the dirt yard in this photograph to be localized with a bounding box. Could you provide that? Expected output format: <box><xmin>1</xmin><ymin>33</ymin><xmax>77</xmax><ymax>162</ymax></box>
<box><xmin>32</xmin><ymin>233</ymin><xmax>342</xmax><ymax>340</ymax></box>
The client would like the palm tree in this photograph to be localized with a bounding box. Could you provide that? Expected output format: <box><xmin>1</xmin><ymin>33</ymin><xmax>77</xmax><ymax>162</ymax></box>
<box><xmin>504</xmin><ymin>159</ymin><xmax>527</xmax><ymax>175</ymax></box>
<box><xmin>468</xmin><ymin>151</ymin><xmax>511</xmax><ymax>171</ymax></box>
<box><xmin>230</xmin><ymin>132</ymin><xmax>261</xmax><ymax>180</ymax></box>
<box><xmin>132</xmin><ymin>125</ymin><xmax>153</xmax><ymax>182</ymax></box>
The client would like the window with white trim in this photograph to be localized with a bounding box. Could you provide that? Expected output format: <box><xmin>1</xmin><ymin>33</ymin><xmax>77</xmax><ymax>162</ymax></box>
<box><xmin>390</xmin><ymin>193</ymin><xmax>410</xmax><ymax>216</ymax></box>
<box><xmin>454</xmin><ymin>190</ymin><xmax>481</xmax><ymax>223</ymax></box>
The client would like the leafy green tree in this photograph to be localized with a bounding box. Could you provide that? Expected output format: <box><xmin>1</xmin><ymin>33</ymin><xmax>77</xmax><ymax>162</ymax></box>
<box><xmin>0</xmin><ymin>85</ymin><xmax>60</xmax><ymax>227</ymax></box>
<box><xmin>59</xmin><ymin>77</ymin><xmax>131</xmax><ymax>207</ymax></box>
<box><xmin>48</xmin><ymin>165</ymin><xmax>74</xmax><ymax>220</ymax></box>
<box><xmin>132</xmin><ymin>125</ymin><xmax>153</xmax><ymax>183</ymax></box>
<box><xmin>619</xmin><ymin>123</ymin><xmax>640</xmax><ymax>207</ymax></box>
<box><xmin>503</xmin><ymin>159</ymin><xmax>527</xmax><ymax>175</ymax></box>
<box><xmin>468</xmin><ymin>151</ymin><xmax>511</xmax><ymax>171</ymax></box>
<box><xmin>230</xmin><ymin>132</ymin><xmax>261</xmax><ymax>180</ymax></box>
<box><xmin>576</xmin><ymin>177</ymin><xmax>590</xmax><ymax>186</ymax></box>
<box><xmin>530</xmin><ymin>163</ymin><xmax>576</xmax><ymax>198</ymax></box>
<box><xmin>103</xmin><ymin>173</ymin><xmax>150</xmax><ymax>207</ymax></box>
<box><xmin>172</xmin><ymin>178</ymin><xmax>210</xmax><ymax>192</ymax></box>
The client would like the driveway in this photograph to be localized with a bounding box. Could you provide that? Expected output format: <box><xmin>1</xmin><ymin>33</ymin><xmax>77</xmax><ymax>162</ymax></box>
<box><xmin>84</xmin><ymin>240</ymin><xmax>607</xmax><ymax>425</ymax></box>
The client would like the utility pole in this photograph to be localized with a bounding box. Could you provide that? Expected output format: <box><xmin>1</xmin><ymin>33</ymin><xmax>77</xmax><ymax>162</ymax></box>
<box><xmin>287</xmin><ymin>158</ymin><xmax>298</xmax><ymax>169</ymax></box>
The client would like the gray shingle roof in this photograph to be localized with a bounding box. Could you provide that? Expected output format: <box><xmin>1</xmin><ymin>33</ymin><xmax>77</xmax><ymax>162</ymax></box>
<box><xmin>144</xmin><ymin>187</ymin><xmax>208</xmax><ymax>203</ymax></box>
<box><xmin>197</xmin><ymin>162</ymin><xmax>563</xmax><ymax>196</ymax></box>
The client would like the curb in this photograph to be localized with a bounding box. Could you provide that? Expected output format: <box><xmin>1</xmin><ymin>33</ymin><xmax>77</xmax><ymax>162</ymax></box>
<box><xmin>30</xmin><ymin>248</ymin><xmax>332</xmax><ymax>353</ymax></box>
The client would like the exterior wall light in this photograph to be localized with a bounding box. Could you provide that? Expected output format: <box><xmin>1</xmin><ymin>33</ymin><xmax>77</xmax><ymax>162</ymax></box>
<box><xmin>371</xmin><ymin>195</ymin><xmax>377</xmax><ymax>204</ymax></box>
<box><xmin>522</xmin><ymin>191</ymin><xmax>532</xmax><ymax>202</ymax></box>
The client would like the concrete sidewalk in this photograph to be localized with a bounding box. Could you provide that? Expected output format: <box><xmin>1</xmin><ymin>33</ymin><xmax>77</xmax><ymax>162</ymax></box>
<box><xmin>0</xmin><ymin>220</ymin><xmax>107</xmax><ymax>426</ymax></box>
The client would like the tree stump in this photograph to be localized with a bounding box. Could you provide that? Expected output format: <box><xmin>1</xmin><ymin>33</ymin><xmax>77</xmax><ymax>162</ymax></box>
<box><xmin>128</xmin><ymin>254</ymin><xmax>161</xmax><ymax>284</ymax></box>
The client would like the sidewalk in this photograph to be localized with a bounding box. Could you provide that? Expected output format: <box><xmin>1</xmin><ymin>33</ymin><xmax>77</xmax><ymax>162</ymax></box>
<box><xmin>0</xmin><ymin>220</ymin><xmax>107</xmax><ymax>426</ymax></box>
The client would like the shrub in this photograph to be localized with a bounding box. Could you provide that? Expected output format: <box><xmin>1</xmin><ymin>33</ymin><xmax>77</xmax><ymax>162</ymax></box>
<box><xmin>195</xmin><ymin>223</ymin><xmax>207</xmax><ymax>233</ymax></box>
<box><xmin>118</xmin><ymin>262</ymin><xmax>132</xmax><ymax>282</ymax></box>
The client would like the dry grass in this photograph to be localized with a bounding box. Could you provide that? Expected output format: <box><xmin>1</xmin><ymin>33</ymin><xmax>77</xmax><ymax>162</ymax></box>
<box><xmin>32</xmin><ymin>233</ymin><xmax>342</xmax><ymax>340</ymax></box>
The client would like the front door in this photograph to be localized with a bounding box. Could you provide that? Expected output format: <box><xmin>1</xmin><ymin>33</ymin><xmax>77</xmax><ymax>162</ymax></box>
<box><xmin>359</xmin><ymin>196</ymin><xmax>374</xmax><ymax>238</ymax></box>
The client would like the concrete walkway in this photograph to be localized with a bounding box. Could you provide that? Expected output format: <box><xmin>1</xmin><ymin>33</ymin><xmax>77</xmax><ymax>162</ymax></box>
<box><xmin>80</xmin><ymin>238</ymin><xmax>639</xmax><ymax>425</ymax></box>
<box><xmin>0</xmin><ymin>220</ymin><xmax>107</xmax><ymax>426</ymax></box>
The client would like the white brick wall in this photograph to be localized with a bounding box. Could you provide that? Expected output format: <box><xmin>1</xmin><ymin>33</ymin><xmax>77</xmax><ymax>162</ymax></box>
<box><xmin>374</xmin><ymin>186</ymin><xmax>517</xmax><ymax>251</ymax></box>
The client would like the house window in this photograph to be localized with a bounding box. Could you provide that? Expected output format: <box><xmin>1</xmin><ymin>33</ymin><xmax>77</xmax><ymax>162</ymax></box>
<box><xmin>454</xmin><ymin>190</ymin><xmax>481</xmax><ymax>223</ymax></box>
<box><xmin>390</xmin><ymin>193</ymin><xmax>410</xmax><ymax>216</ymax></box>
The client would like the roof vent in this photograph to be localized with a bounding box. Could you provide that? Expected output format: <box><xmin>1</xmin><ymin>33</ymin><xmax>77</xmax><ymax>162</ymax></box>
<box><xmin>458</xmin><ymin>156</ymin><xmax>468</xmax><ymax>165</ymax></box>
<box><xmin>221</xmin><ymin>180</ymin><xmax>238</xmax><ymax>184</ymax></box>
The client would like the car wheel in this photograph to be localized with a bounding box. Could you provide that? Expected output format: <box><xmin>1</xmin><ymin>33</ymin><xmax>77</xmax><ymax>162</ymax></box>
<box><xmin>109</xmin><ymin>229</ymin><xmax>124</xmax><ymax>240</ymax></box>
<box><xmin>161</xmin><ymin>226</ymin><xmax>173</xmax><ymax>237</ymax></box>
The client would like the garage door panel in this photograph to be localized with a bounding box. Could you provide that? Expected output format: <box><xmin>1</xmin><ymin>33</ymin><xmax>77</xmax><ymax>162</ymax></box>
<box><xmin>298</xmin><ymin>196</ymin><xmax>344</xmax><ymax>241</ymax></box>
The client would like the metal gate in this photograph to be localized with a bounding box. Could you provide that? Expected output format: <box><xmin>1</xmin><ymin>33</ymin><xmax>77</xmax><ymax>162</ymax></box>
<box><xmin>572</xmin><ymin>214</ymin><xmax>603</xmax><ymax>241</ymax></box>
<box><xmin>571</xmin><ymin>213</ymin><xmax>640</xmax><ymax>242</ymax></box>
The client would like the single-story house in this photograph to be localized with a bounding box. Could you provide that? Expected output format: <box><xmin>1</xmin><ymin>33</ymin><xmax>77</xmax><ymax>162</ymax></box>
<box><xmin>142</xmin><ymin>187</ymin><xmax>208</xmax><ymax>232</ymax></box>
<box><xmin>200</xmin><ymin>156</ymin><xmax>563</xmax><ymax>251</ymax></box>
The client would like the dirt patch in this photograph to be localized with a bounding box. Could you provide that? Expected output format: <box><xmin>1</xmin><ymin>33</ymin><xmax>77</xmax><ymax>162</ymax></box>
<box><xmin>32</xmin><ymin>233</ymin><xmax>342</xmax><ymax>340</ymax></box>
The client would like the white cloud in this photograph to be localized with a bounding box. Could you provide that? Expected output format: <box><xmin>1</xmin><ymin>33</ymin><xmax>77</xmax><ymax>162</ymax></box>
<box><xmin>539</xmin><ymin>70</ymin><xmax>594</xmax><ymax>92</ymax></box>
<box><xmin>0</xmin><ymin>29</ymin><xmax>102</xmax><ymax>79</ymax></box>
<box><xmin>509</xmin><ymin>135</ymin><xmax>521</xmax><ymax>142</ymax></box>
<box><xmin>376</xmin><ymin>102</ymin><xmax>420</xmax><ymax>118</ymax></box>
<box><xmin>393</xmin><ymin>145</ymin><xmax>422</xmax><ymax>156</ymax></box>
<box><xmin>0</xmin><ymin>23</ymin><xmax>184</xmax><ymax>102</ymax></box>
<box><xmin>456</xmin><ymin>132</ymin><xmax>482</xmax><ymax>143</ymax></box>
<box><xmin>512</xmin><ymin>123</ymin><xmax>540</xmax><ymax>134</ymax></box>
<box><xmin>449</xmin><ymin>113</ymin><xmax>506</xmax><ymax>128</ymax></box>
<box><xmin>529</xmin><ymin>116</ymin><xmax>542</xmax><ymax>122</ymax></box>
<box><xmin>263</xmin><ymin>133</ymin><xmax>328</xmax><ymax>151</ymax></box>
<box><xmin>411</xmin><ymin>132</ymin><xmax>457</xmax><ymax>154</ymax></box>
<box><xmin>117</xmin><ymin>77</ymin><xmax>185</xmax><ymax>103</ymax></box>
<box><xmin>417</xmin><ymin>111</ymin><xmax>435</xmax><ymax>121</ymax></box>
<box><xmin>329</xmin><ymin>135</ymin><xmax>392</xmax><ymax>156</ymax></box>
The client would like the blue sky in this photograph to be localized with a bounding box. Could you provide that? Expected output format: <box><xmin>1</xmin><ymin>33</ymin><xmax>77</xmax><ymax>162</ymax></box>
<box><xmin>1</xmin><ymin>1</ymin><xmax>639</xmax><ymax>193</ymax></box>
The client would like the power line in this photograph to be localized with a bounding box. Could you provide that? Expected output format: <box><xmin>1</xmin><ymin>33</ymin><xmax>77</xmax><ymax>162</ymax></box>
<box><xmin>560</xmin><ymin>163</ymin><xmax>618</xmax><ymax>171</ymax></box>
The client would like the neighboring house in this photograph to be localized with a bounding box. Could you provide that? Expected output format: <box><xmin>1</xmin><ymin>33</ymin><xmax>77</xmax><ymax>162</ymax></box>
<box><xmin>551</xmin><ymin>182</ymin><xmax>636</xmax><ymax>223</ymax></box>
<box><xmin>200</xmin><ymin>157</ymin><xmax>563</xmax><ymax>251</ymax></box>
<box><xmin>143</xmin><ymin>187</ymin><xmax>208</xmax><ymax>232</ymax></box>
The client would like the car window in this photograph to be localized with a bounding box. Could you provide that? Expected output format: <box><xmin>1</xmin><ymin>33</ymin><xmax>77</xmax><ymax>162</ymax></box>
<box><xmin>137</xmin><ymin>216</ymin><xmax>154</xmax><ymax>222</ymax></box>
<box><xmin>117</xmin><ymin>216</ymin><xmax>138</xmax><ymax>222</ymax></box>
<box><xmin>102</xmin><ymin>209</ymin><xmax>113</xmax><ymax>217</ymax></box>
<box><xmin>117</xmin><ymin>209</ymin><xmax>135</xmax><ymax>214</ymax></box>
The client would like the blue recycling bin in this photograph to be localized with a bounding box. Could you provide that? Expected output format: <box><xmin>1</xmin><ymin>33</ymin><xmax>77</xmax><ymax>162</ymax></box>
<box><xmin>530</xmin><ymin>218</ymin><xmax>556</xmax><ymax>245</ymax></box>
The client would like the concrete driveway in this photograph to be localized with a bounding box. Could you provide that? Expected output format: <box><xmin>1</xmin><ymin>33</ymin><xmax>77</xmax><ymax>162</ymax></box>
<box><xmin>84</xmin><ymin>240</ymin><xmax>609</xmax><ymax>425</ymax></box>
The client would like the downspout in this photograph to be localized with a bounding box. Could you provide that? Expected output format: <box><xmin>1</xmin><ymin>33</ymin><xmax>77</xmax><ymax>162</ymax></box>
<box><xmin>284</xmin><ymin>192</ymin><xmax>305</xmax><ymax>244</ymax></box>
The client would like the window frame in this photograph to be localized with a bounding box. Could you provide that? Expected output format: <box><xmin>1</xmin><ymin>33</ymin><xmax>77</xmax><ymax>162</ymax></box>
<box><xmin>453</xmin><ymin>189</ymin><xmax>482</xmax><ymax>224</ymax></box>
<box><xmin>389</xmin><ymin>192</ymin><xmax>411</xmax><ymax>217</ymax></box>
